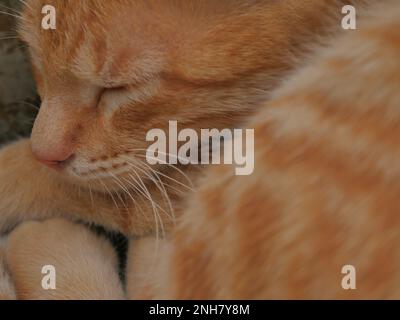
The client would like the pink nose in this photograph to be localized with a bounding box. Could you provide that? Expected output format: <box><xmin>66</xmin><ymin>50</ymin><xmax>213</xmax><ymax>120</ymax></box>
<box><xmin>32</xmin><ymin>149</ymin><xmax>74</xmax><ymax>170</ymax></box>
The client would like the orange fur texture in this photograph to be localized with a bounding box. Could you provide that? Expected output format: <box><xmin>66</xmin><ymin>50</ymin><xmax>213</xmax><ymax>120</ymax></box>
<box><xmin>1</xmin><ymin>0</ymin><xmax>400</xmax><ymax>299</ymax></box>
<box><xmin>2</xmin><ymin>0</ymin><xmax>355</xmax><ymax>236</ymax></box>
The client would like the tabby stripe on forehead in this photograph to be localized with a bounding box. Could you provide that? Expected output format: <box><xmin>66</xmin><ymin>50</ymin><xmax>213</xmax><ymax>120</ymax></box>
<box><xmin>66</xmin><ymin>8</ymin><xmax>107</xmax><ymax>72</ymax></box>
<box><xmin>160</xmin><ymin>62</ymin><xmax>287</xmax><ymax>89</ymax></box>
<box><xmin>67</xmin><ymin>26</ymin><xmax>87</xmax><ymax>64</ymax></box>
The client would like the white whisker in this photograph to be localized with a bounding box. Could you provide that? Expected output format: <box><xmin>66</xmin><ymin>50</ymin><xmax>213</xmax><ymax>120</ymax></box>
<box><xmin>124</xmin><ymin>174</ymin><xmax>172</xmax><ymax>223</ymax></box>
<box><xmin>134</xmin><ymin>154</ymin><xmax>195</xmax><ymax>192</ymax></box>
<box><xmin>125</xmin><ymin>158</ymin><xmax>175</xmax><ymax>222</ymax></box>
<box><xmin>99</xmin><ymin>179</ymin><xmax>120</xmax><ymax>212</ymax></box>
<box><xmin>20</xmin><ymin>101</ymin><xmax>40</xmax><ymax>111</ymax></box>
<box><xmin>122</xmin><ymin>159</ymin><xmax>175</xmax><ymax>222</ymax></box>
<box><xmin>0</xmin><ymin>36</ymin><xmax>19</xmax><ymax>41</ymax></box>
<box><xmin>128</xmin><ymin>148</ymin><xmax>195</xmax><ymax>188</ymax></box>
<box><xmin>108</xmin><ymin>172</ymin><xmax>137</xmax><ymax>206</ymax></box>
<box><xmin>0</xmin><ymin>3</ymin><xmax>21</xmax><ymax>15</ymax></box>
<box><xmin>19</xmin><ymin>0</ymin><xmax>33</xmax><ymax>11</ymax></box>
<box><xmin>135</xmin><ymin>161</ymin><xmax>175</xmax><ymax>223</ymax></box>
<box><xmin>126</xmin><ymin>172</ymin><xmax>164</xmax><ymax>239</ymax></box>
<box><xmin>0</xmin><ymin>10</ymin><xmax>27</xmax><ymax>22</ymax></box>
<box><xmin>108</xmin><ymin>171</ymin><xmax>148</xmax><ymax>223</ymax></box>
<box><xmin>88</xmin><ymin>183</ymin><xmax>94</xmax><ymax>208</ymax></box>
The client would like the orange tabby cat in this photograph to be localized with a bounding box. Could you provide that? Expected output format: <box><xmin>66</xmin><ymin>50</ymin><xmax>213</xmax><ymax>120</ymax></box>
<box><xmin>0</xmin><ymin>0</ymin><xmax>356</xmax><ymax>235</ymax></box>
<box><xmin>2</xmin><ymin>0</ymin><xmax>400</xmax><ymax>299</ymax></box>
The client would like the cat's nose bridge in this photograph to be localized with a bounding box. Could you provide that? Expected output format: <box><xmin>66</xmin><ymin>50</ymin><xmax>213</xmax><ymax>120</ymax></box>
<box><xmin>30</xmin><ymin>100</ymin><xmax>82</xmax><ymax>168</ymax></box>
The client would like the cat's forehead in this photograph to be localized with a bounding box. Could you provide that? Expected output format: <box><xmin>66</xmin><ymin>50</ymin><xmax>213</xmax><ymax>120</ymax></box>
<box><xmin>18</xmin><ymin>0</ymin><xmax>174</xmax><ymax>84</ymax></box>
<box><xmin>19</xmin><ymin>0</ymin><xmax>281</xmax><ymax>84</ymax></box>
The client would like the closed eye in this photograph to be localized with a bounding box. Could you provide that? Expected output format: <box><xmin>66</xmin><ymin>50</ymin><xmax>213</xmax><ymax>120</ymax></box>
<box><xmin>104</xmin><ymin>85</ymin><xmax>127</xmax><ymax>92</ymax></box>
<box><xmin>99</xmin><ymin>85</ymin><xmax>128</xmax><ymax>99</ymax></box>
<box><xmin>97</xmin><ymin>85</ymin><xmax>131</xmax><ymax>111</ymax></box>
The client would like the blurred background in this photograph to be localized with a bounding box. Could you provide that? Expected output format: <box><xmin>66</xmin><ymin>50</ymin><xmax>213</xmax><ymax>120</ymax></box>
<box><xmin>0</xmin><ymin>0</ymin><xmax>38</xmax><ymax>144</ymax></box>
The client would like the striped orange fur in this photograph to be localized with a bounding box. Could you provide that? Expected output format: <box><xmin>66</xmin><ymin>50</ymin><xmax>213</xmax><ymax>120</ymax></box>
<box><xmin>1</xmin><ymin>0</ymin><xmax>400</xmax><ymax>299</ymax></box>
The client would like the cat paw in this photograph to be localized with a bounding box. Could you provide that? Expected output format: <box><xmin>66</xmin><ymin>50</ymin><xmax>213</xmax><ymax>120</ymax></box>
<box><xmin>6</xmin><ymin>219</ymin><xmax>125</xmax><ymax>300</ymax></box>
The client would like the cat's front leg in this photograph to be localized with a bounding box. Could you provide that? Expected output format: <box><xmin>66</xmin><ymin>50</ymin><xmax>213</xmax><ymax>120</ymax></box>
<box><xmin>0</xmin><ymin>139</ymin><xmax>66</xmax><ymax>233</ymax></box>
<box><xmin>0</xmin><ymin>139</ymin><xmax>122</xmax><ymax>234</ymax></box>
<box><xmin>126</xmin><ymin>236</ymin><xmax>172</xmax><ymax>299</ymax></box>
<box><xmin>6</xmin><ymin>219</ymin><xmax>124</xmax><ymax>299</ymax></box>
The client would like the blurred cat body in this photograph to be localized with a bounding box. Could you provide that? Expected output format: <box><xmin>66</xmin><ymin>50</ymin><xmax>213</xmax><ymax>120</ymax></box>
<box><xmin>2</xmin><ymin>0</ymin><xmax>400</xmax><ymax>299</ymax></box>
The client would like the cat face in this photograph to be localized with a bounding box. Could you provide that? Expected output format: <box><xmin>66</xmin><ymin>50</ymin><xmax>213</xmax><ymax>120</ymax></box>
<box><xmin>19</xmin><ymin>0</ymin><xmax>324</xmax><ymax>190</ymax></box>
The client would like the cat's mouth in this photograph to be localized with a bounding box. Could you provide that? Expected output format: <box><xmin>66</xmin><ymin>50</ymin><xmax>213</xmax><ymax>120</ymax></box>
<box><xmin>62</xmin><ymin>151</ymin><xmax>162</xmax><ymax>193</ymax></box>
<box><xmin>68</xmin><ymin>151</ymin><xmax>138</xmax><ymax>181</ymax></box>
<box><xmin>42</xmin><ymin>147</ymin><xmax>194</xmax><ymax>197</ymax></box>
<box><xmin>71</xmin><ymin>161</ymin><xmax>129</xmax><ymax>179</ymax></box>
